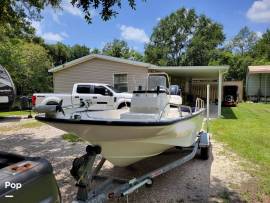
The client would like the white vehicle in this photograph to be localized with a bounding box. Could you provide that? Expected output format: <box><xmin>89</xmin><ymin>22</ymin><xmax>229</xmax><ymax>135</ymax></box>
<box><xmin>32</xmin><ymin>83</ymin><xmax>132</xmax><ymax>111</ymax></box>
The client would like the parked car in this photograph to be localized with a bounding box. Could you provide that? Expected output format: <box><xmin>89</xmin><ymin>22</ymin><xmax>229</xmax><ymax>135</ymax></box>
<box><xmin>223</xmin><ymin>95</ymin><xmax>237</xmax><ymax>107</ymax></box>
<box><xmin>32</xmin><ymin>83</ymin><xmax>132</xmax><ymax>112</ymax></box>
<box><xmin>0</xmin><ymin>65</ymin><xmax>16</xmax><ymax>111</ymax></box>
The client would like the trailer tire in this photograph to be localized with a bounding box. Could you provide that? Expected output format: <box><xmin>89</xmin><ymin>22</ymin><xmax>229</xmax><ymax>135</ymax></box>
<box><xmin>200</xmin><ymin>147</ymin><xmax>209</xmax><ymax>160</ymax></box>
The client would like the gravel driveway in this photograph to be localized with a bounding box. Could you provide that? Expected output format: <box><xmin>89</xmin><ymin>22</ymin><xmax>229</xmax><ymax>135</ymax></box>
<box><xmin>0</xmin><ymin>119</ymin><xmax>254</xmax><ymax>203</ymax></box>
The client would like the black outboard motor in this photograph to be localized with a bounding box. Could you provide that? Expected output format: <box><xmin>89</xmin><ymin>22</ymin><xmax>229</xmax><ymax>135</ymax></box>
<box><xmin>169</xmin><ymin>85</ymin><xmax>181</xmax><ymax>96</ymax></box>
<box><xmin>0</xmin><ymin>151</ymin><xmax>61</xmax><ymax>203</ymax></box>
<box><xmin>0</xmin><ymin>65</ymin><xmax>16</xmax><ymax>111</ymax></box>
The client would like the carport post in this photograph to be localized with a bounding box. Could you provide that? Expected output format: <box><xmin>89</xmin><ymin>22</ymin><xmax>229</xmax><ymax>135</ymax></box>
<box><xmin>218</xmin><ymin>70</ymin><xmax>223</xmax><ymax>117</ymax></box>
<box><xmin>206</xmin><ymin>84</ymin><xmax>210</xmax><ymax>132</ymax></box>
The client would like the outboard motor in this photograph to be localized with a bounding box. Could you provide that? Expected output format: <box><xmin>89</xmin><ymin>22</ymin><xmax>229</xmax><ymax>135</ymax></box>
<box><xmin>34</xmin><ymin>98</ymin><xmax>65</xmax><ymax>117</ymax></box>
<box><xmin>169</xmin><ymin>85</ymin><xmax>181</xmax><ymax>96</ymax></box>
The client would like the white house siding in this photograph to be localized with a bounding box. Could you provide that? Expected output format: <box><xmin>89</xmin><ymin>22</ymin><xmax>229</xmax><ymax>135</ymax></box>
<box><xmin>246</xmin><ymin>74</ymin><xmax>270</xmax><ymax>96</ymax></box>
<box><xmin>53</xmin><ymin>58</ymin><xmax>148</xmax><ymax>93</ymax></box>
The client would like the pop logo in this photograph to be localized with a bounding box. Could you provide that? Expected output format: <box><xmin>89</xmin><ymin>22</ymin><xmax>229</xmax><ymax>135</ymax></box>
<box><xmin>5</xmin><ymin>182</ymin><xmax>22</xmax><ymax>190</ymax></box>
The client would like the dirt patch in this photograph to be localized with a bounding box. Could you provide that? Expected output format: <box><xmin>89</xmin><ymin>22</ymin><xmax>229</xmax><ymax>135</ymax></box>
<box><xmin>0</xmin><ymin>123</ymin><xmax>264</xmax><ymax>202</ymax></box>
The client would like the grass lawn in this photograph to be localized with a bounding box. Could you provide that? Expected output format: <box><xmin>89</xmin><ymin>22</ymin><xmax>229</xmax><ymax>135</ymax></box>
<box><xmin>210</xmin><ymin>103</ymin><xmax>270</xmax><ymax>195</ymax></box>
<box><xmin>0</xmin><ymin>110</ymin><xmax>33</xmax><ymax>117</ymax></box>
<box><xmin>62</xmin><ymin>133</ymin><xmax>83</xmax><ymax>142</ymax></box>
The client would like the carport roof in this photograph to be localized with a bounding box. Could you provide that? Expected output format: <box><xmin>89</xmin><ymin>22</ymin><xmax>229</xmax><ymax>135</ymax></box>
<box><xmin>149</xmin><ymin>66</ymin><xmax>229</xmax><ymax>78</ymax></box>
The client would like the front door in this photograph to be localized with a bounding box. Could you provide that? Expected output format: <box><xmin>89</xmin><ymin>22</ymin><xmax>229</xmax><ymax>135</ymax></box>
<box><xmin>92</xmin><ymin>86</ymin><xmax>114</xmax><ymax>110</ymax></box>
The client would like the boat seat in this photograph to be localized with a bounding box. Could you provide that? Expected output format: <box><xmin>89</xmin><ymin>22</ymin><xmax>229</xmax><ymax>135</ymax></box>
<box><xmin>130</xmin><ymin>93</ymin><xmax>169</xmax><ymax>114</ymax></box>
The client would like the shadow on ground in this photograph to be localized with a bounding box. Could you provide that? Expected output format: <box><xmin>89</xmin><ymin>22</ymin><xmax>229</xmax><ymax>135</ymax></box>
<box><xmin>0</xmin><ymin>132</ymin><xmax>245</xmax><ymax>202</ymax></box>
<box><xmin>0</xmin><ymin>117</ymin><xmax>22</xmax><ymax>123</ymax></box>
<box><xmin>221</xmin><ymin>107</ymin><xmax>237</xmax><ymax>119</ymax></box>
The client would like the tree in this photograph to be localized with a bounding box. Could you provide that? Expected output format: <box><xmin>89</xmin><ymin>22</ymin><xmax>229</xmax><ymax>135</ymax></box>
<box><xmin>46</xmin><ymin>43</ymin><xmax>71</xmax><ymax>66</ymax></box>
<box><xmin>145</xmin><ymin>8</ymin><xmax>224</xmax><ymax>66</ymax></box>
<box><xmin>90</xmin><ymin>48</ymin><xmax>101</xmax><ymax>54</ymax></box>
<box><xmin>0</xmin><ymin>39</ymin><xmax>53</xmax><ymax>95</ymax></box>
<box><xmin>129</xmin><ymin>49</ymin><xmax>144</xmax><ymax>61</ymax></box>
<box><xmin>102</xmin><ymin>39</ymin><xmax>144</xmax><ymax>61</ymax></box>
<box><xmin>70</xmin><ymin>44</ymin><xmax>90</xmax><ymax>61</ymax></box>
<box><xmin>46</xmin><ymin>43</ymin><xmax>90</xmax><ymax>65</ymax></box>
<box><xmin>102</xmin><ymin>39</ymin><xmax>130</xmax><ymax>58</ymax></box>
<box><xmin>209</xmin><ymin>49</ymin><xmax>253</xmax><ymax>81</ymax></box>
<box><xmin>252</xmin><ymin>29</ymin><xmax>270</xmax><ymax>61</ymax></box>
<box><xmin>0</xmin><ymin>0</ymin><xmax>60</xmax><ymax>38</ymax></box>
<box><xmin>71</xmin><ymin>0</ymin><xmax>141</xmax><ymax>23</ymax></box>
<box><xmin>0</xmin><ymin>0</ymin><xmax>141</xmax><ymax>31</ymax></box>
<box><xmin>184</xmin><ymin>15</ymin><xmax>225</xmax><ymax>65</ymax></box>
<box><xmin>226</xmin><ymin>26</ymin><xmax>258</xmax><ymax>55</ymax></box>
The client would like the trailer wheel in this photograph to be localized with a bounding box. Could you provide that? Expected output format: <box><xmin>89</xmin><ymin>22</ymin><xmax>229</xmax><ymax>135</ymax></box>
<box><xmin>200</xmin><ymin>147</ymin><xmax>209</xmax><ymax>160</ymax></box>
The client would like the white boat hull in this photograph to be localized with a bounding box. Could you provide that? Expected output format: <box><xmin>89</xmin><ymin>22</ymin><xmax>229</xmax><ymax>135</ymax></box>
<box><xmin>37</xmin><ymin>109</ymin><xmax>204</xmax><ymax>167</ymax></box>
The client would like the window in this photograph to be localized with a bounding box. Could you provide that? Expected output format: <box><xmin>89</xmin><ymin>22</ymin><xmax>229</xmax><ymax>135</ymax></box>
<box><xmin>77</xmin><ymin>85</ymin><xmax>92</xmax><ymax>94</ymax></box>
<box><xmin>94</xmin><ymin>86</ymin><xmax>112</xmax><ymax>96</ymax></box>
<box><xmin>114</xmin><ymin>74</ymin><xmax>128</xmax><ymax>92</ymax></box>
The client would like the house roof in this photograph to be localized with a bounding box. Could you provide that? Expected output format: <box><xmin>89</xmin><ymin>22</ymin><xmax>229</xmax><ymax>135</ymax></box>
<box><xmin>149</xmin><ymin>66</ymin><xmax>229</xmax><ymax>78</ymax></box>
<box><xmin>248</xmin><ymin>65</ymin><xmax>270</xmax><ymax>74</ymax></box>
<box><xmin>48</xmin><ymin>54</ymin><xmax>157</xmax><ymax>73</ymax></box>
<box><xmin>48</xmin><ymin>54</ymin><xmax>229</xmax><ymax>78</ymax></box>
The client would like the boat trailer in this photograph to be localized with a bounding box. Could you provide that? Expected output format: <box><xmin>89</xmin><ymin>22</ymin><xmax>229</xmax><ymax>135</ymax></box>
<box><xmin>71</xmin><ymin>132</ymin><xmax>210</xmax><ymax>203</ymax></box>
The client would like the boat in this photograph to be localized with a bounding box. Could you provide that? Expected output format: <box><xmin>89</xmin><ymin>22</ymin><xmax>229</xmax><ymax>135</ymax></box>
<box><xmin>36</xmin><ymin>73</ymin><xmax>205</xmax><ymax>167</ymax></box>
<box><xmin>0</xmin><ymin>65</ymin><xmax>16</xmax><ymax>111</ymax></box>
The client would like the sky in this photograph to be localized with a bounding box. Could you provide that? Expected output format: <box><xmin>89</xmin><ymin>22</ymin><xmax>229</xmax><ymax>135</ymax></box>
<box><xmin>32</xmin><ymin>0</ymin><xmax>270</xmax><ymax>52</ymax></box>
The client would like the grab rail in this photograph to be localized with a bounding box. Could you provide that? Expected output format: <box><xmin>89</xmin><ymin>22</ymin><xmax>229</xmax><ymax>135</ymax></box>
<box><xmin>195</xmin><ymin>98</ymin><xmax>205</xmax><ymax>110</ymax></box>
<box><xmin>179</xmin><ymin>105</ymin><xmax>192</xmax><ymax>116</ymax></box>
<box><xmin>159</xmin><ymin>103</ymin><xmax>171</xmax><ymax>120</ymax></box>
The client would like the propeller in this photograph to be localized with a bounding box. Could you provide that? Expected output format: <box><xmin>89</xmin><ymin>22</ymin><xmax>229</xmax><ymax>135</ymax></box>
<box><xmin>56</xmin><ymin>99</ymin><xmax>65</xmax><ymax>116</ymax></box>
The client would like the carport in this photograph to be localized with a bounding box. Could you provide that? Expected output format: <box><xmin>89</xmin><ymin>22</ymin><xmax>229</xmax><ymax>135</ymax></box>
<box><xmin>149</xmin><ymin>66</ymin><xmax>229</xmax><ymax>117</ymax></box>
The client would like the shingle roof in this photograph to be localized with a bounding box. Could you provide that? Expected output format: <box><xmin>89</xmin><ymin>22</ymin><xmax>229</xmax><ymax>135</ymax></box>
<box><xmin>49</xmin><ymin>54</ymin><xmax>156</xmax><ymax>73</ymax></box>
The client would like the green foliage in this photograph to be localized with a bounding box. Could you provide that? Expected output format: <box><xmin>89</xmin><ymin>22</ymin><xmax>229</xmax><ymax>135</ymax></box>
<box><xmin>102</xmin><ymin>39</ymin><xmax>144</xmax><ymax>61</ymax></box>
<box><xmin>209</xmin><ymin>49</ymin><xmax>253</xmax><ymax>80</ymax></box>
<box><xmin>70</xmin><ymin>44</ymin><xmax>90</xmax><ymax>61</ymax></box>
<box><xmin>252</xmin><ymin>29</ymin><xmax>270</xmax><ymax>62</ymax></box>
<box><xmin>103</xmin><ymin>39</ymin><xmax>130</xmax><ymax>58</ymax></box>
<box><xmin>226</xmin><ymin>55</ymin><xmax>253</xmax><ymax>80</ymax></box>
<box><xmin>184</xmin><ymin>15</ymin><xmax>225</xmax><ymax>65</ymax></box>
<box><xmin>210</xmin><ymin>103</ymin><xmax>270</xmax><ymax>195</ymax></box>
<box><xmin>0</xmin><ymin>0</ymin><xmax>60</xmax><ymax>38</ymax></box>
<box><xmin>46</xmin><ymin>43</ymin><xmax>90</xmax><ymax>66</ymax></box>
<box><xmin>226</xmin><ymin>26</ymin><xmax>258</xmax><ymax>55</ymax></box>
<box><xmin>71</xmin><ymin>0</ymin><xmax>140</xmax><ymax>23</ymax></box>
<box><xmin>0</xmin><ymin>0</ymin><xmax>140</xmax><ymax>28</ymax></box>
<box><xmin>145</xmin><ymin>8</ymin><xmax>224</xmax><ymax>66</ymax></box>
<box><xmin>62</xmin><ymin>133</ymin><xmax>83</xmax><ymax>142</ymax></box>
<box><xmin>0</xmin><ymin>111</ymin><xmax>32</xmax><ymax>117</ymax></box>
<box><xmin>0</xmin><ymin>37</ymin><xmax>53</xmax><ymax>95</ymax></box>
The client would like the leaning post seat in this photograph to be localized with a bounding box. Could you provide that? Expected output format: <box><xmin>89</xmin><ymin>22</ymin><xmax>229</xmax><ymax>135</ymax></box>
<box><xmin>120</xmin><ymin>89</ymin><xmax>170</xmax><ymax>120</ymax></box>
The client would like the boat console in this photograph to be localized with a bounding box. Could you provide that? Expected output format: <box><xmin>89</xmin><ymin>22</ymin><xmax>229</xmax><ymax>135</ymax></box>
<box><xmin>120</xmin><ymin>73</ymin><xmax>171</xmax><ymax>120</ymax></box>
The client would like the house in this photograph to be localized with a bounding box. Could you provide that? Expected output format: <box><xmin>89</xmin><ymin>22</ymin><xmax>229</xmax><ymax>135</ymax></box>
<box><xmin>49</xmin><ymin>54</ymin><xmax>230</xmax><ymax>117</ymax></box>
<box><xmin>246</xmin><ymin>65</ymin><xmax>270</xmax><ymax>102</ymax></box>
